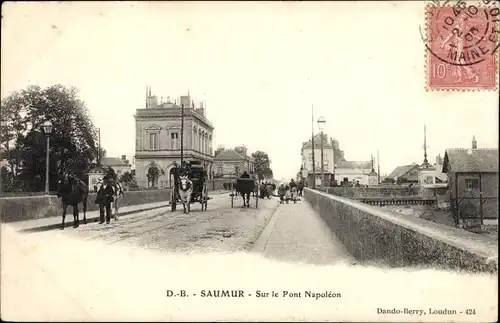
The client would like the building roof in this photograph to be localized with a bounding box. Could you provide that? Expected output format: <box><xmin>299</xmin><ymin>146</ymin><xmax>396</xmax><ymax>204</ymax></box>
<box><xmin>88</xmin><ymin>166</ymin><xmax>108</xmax><ymax>174</ymax></box>
<box><xmin>101</xmin><ymin>157</ymin><xmax>129</xmax><ymax>167</ymax></box>
<box><xmin>214</xmin><ymin>149</ymin><xmax>247</xmax><ymax>161</ymax></box>
<box><xmin>336</xmin><ymin>161</ymin><xmax>372</xmax><ymax>169</ymax></box>
<box><xmin>302</xmin><ymin>133</ymin><xmax>334</xmax><ymax>149</ymax></box>
<box><xmin>387</xmin><ymin>164</ymin><xmax>420</xmax><ymax>179</ymax></box>
<box><xmin>443</xmin><ymin>148</ymin><xmax>499</xmax><ymax>173</ymax></box>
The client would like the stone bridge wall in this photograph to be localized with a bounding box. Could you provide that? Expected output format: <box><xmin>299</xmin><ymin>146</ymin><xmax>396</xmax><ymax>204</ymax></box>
<box><xmin>304</xmin><ymin>188</ymin><xmax>497</xmax><ymax>273</ymax></box>
<box><xmin>0</xmin><ymin>189</ymin><xmax>173</xmax><ymax>223</ymax></box>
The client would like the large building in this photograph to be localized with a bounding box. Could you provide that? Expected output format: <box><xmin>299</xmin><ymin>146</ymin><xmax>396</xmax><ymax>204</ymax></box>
<box><xmin>300</xmin><ymin>134</ymin><xmax>377</xmax><ymax>186</ymax></box>
<box><xmin>301</xmin><ymin>134</ymin><xmax>338</xmax><ymax>187</ymax></box>
<box><xmin>134</xmin><ymin>87</ymin><xmax>215</xmax><ymax>188</ymax></box>
<box><xmin>213</xmin><ymin>145</ymin><xmax>255</xmax><ymax>178</ymax></box>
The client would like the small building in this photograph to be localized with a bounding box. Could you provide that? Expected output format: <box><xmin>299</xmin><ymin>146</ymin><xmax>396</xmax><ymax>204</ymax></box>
<box><xmin>418</xmin><ymin>154</ymin><xmax>448</xmax><ymax>187</ymax></box>
<box><xmin>386</xmin><ymin>163</ymin><xmax>421</xmax><ymax>184</ymax></box>
<box><xmin>335</xmin><ymin>161</ymin><xmax>374</xmax><ymax>186</ymax></box>
<box><xmin>442</xmin><ymin>139</ymin><xmax>499</xmax><ymax>226</ymax></box>
<box><xmin>213</xmin><ymin>145</ymin><xmax>254</xmax><ymax>178</ymax></box>
<box><xmin>101</xmin><ymin>156</ymin><xmax>132</xmax><ymax>177</ymax></box>
<box><xmin>87</xmin><ymin>166</ymin><xmax>107</xmax><ymax>191</ymax></box>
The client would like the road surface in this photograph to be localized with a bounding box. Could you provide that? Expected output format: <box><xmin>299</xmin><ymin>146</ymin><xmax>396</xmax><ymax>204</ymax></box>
<box><xmin>31</xmin><ymin>193</ymin><xmax>280</xmax><ymax>253</ymax></box>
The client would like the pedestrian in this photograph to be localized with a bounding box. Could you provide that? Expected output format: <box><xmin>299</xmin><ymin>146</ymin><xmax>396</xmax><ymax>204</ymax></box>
<box><xmin>278</xmin><ymin>184</ymin><xmax>286</xmax><ymax>204</ymax></box>
<box><xmin>298</xmin><ymin>180</ymin><xmax>304</xmax><ymax>197</ymax></box>
<box><xmin>95</xmin><ymin>175</ymin><xmax>115</xmax><ymax>224</ymax></box>
<box><xmin>284</xmin><ymin>184</ymin><xmax>290</xmax><ymax>204</ymax></box>
<box><xmin>289</xmin><ymin>179</ymin><xmax>297</xmax><ymax>202</ymax></box>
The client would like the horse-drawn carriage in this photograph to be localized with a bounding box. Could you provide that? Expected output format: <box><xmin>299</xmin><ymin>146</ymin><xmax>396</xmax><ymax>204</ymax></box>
<box><xmin>170</xmin><ymin>160</ymin><xmax>209</xmax><ymax>213</ymax></box>
<box><xmin>229</xmin><ymin>174</ymin><xmax>259</xmax><ymax>208</ymax></box>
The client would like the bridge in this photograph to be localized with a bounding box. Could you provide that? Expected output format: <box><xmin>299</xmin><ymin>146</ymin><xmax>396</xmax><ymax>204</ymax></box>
<box><xmin>1</xmin><ymin>186</ymin><xmax>497</xmax><ymax>273</ymax></box>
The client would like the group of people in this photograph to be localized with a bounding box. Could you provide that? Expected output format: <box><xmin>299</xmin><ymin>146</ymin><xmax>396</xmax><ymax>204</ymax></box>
<box><xmin>94</xmin><ymin>175</ymin><xmax>124</xmax><ymax>224</ymax></box>
<box><xmin>277</xmin><ymin>179</ymin><xmax>304</xmax><ymax>204</ymax></box>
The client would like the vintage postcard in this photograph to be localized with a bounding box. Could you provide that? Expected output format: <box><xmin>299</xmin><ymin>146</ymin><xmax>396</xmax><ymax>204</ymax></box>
<box><xmin>1</xmin><ymin>1</ymin><xmax>498</xmax><ymax>322</ymax></box>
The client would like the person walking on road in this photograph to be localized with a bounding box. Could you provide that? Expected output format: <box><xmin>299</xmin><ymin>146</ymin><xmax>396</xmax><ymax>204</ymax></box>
<box><xmin>278</xmin><ymin>183</ymin><xmax>286</xmax><ymax>204</ymax></box>
<box><xmin>289</xmin><ymin>179</ymin><xmax>297</xmax><ymax>203</ymax></box>
<box><xmin>284</xmin><ymin>184</ymin><xmax>291</xmax><ymax>204</ymax></box>
<box><xmin>95</xmin><ymin>175</ymin><xmax>115</xmax><ymax>224</ymax></box>
<box><xmin>298</xmin><ymin>180</ymin><xmax>304</xmax><ymax>197</ymax></box>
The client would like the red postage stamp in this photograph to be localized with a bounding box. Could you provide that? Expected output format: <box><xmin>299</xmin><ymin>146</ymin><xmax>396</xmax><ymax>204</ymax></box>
<box><xmin>425</xmin><ymin>1</ymin><xmax>499</xmax><ymax>91</ymax></box>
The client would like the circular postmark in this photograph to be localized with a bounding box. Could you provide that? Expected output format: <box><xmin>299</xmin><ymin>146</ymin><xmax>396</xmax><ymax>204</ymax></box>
<box><xmin>421</xmin><ymin>0</ymin><xmax>500</xmax><ymax>67</ymax></box>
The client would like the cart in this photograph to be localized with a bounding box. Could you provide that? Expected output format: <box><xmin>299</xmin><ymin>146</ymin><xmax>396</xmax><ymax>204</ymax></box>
<box><xmin>170</xmin><ymin>161</ymin><xmax>209</xmax><ymax>212</ymax></box>
<box><xmin>230</xmin><ymin>176</ymin><xmax>259</xmax><ymax>208</ymax></box>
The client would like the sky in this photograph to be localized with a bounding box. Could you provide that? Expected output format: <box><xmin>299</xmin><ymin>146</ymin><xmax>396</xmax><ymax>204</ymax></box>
<box><xmin>2</xmin><ymin>1</ymin><xmax>499</xmax><ymax>180</ymax></box>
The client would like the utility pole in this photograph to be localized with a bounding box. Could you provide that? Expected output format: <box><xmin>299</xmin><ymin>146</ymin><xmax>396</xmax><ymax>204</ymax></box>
<box><xmin>98</xmin><ymin>128</ymin><xmax>101</xmax><ymax>167</ymax></box>
<box><xmin>377</xmin><ymin>150</ymin><xmax>381</xmax><ymax>184</ymax></box>
<box><xmin>311</xmin><ymin>104</ymin><xmax>316</xmax><ymax>189</ymax></box>
<box><xmin>180</xmin><ymin>103</ymin><xmax>184</xmax><ymax>164</ymax></box>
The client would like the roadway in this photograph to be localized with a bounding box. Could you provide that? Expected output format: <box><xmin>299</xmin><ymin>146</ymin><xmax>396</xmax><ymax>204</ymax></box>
<box><xmin>23</xmin><ymin>192</ymin><xmax>353</xmax><ymax>264</ymax></box>
<box><xmin>30</xmin><ymin>193</ymin><xmax>280</xmax><ymax>254</ymax></box>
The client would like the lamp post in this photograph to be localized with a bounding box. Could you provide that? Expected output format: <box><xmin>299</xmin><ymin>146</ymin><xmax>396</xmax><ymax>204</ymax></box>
<box><xmin>317</xmin><ymin>116</ymin><xmax>326</xmax><ymax>189</ymax></box>
<box><xmin>42</xmin><ymin>120</ymin><xmax>53</xmax><ymax>195</ymax></box>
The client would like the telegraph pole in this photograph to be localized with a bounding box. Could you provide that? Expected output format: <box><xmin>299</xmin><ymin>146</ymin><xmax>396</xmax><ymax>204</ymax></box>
<box><xmin>311</xmin><ymin>104</ymin><xmax>316</xmax><ymax>189</ymax></box>
<box><xmin>98</xmin><ymin>128</ymin><xmax>101</xmax><ymax>167</ymax></box>
<box><xmin>377</xmin><ymin>150</ymin><xmax>381</xmax><ymax>184</ymax></box>
<box><xmin>180</xmin><ymin>103</ymin><xmax>184</xmax><ymax>164</ymax></box>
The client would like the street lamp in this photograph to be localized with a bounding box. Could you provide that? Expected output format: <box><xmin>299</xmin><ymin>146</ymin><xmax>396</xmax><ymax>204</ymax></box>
<box><xmin>317</xmin><ymin>116</ymin><xmax>326</xmax><ymax>189</ymax></box>
<box><xmin>42</xmin><ymin>120</ymin><xmax>53</xmax><ymax>195</ymax></box>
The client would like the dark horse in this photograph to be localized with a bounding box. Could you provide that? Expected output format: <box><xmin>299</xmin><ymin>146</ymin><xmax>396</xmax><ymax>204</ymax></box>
<box><xmin>57</xmin><ymin>174</ymin><xmax>89</xmax><ymax>229</ymax></box>
<box><xmin>235</xmin><ymin>177</ymin><xmax>255</xmax><ymax>208</ymax></box>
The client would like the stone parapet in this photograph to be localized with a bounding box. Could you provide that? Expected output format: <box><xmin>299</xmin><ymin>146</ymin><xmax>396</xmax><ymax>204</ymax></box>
<box><xmin>0</xmin><ymin>189</ymin><xmax>172</xmax><ymax>223</ymax></box>
<box><xmin>304</xmin><ymin>188</ymin><xmax>498</xmax><ymax>273</ymax></box>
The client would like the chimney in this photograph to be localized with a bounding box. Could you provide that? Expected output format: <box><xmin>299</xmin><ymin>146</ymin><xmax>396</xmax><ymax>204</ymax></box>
<box><xmin>472</xmin><ymin>135</ymin><xmax>477</xmax><ymax>149</ymax></box>
<box><xmin>121</xmin><ymin>155</ymin><xmax>126</xmax><ymax>161</ymax></box>
<box><xmin>180</xmin><ymin>95</ymin><xmax>190</xmax><ymax>108</ymax></box>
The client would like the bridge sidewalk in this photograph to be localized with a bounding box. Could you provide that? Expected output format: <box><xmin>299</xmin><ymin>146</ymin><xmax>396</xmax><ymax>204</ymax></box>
<box><xmin>252</xmin><ymin>199</ymin><xmax>354</xmax><ymax>265</ymax></box>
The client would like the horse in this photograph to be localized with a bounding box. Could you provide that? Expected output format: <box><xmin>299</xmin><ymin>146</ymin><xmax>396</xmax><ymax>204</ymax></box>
<box><xmin>236</xmin><ymin>178</ymin><xmax>254</xmax><ymax>208</ymax></box>
<box><xmin>112</xmin><ymin>181</ymin><xmax>124</xmax><ymax>220</ymax></box>
<box><xmin>178</xmin><ymin>176</ymin><xmax>193</xmax><ymax>214</ymax></box>
<box><xmin>56</xmin><ymin>174</ymin><xmax>89</xmax><ymax>229</ymax></box>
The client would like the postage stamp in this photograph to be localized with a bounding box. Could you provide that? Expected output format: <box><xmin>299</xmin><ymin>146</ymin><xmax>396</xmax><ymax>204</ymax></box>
<box><xmin>425</xmin><ymin>0</ymin><xmax>500</xmax><ymax>91</ymax></box>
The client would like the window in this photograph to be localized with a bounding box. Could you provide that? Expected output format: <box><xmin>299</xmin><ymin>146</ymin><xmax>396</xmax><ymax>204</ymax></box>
<box><xmin>171</xmin><ymin>132</ymin><xmax>178</xmax><ymax>150</ymax></box>
<box><xmin>465</xmin><ymin>178</ymin><xmax>479</xmax><ymax>191</ymax></box>
<box><xmin>149</xmin><ymin>132</ymin><xmax>158</xmax><ymax>150</ymax></box>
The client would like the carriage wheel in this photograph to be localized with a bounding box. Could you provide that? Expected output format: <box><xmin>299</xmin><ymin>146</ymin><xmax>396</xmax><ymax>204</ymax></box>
<box><xmin>171</xmin><ymin>191</ymin><xmax>177</xmax><ymax>212</ymax></box>
<box><xmin>230</xmin><ymin>190</ymin><xmax>234</xmax><ymax>208</ymax></box>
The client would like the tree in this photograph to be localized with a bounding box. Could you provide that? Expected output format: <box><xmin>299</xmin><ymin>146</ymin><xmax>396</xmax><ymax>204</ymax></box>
<box><xmin>251</xmin><ymin>151</ymin><xmax>273</xmax><ymax>181</ymax></box>
<box><xmin>1</xmin><ymin>166</ymin><xmax>14</xmax><ymax>192</ymax></box>
<box><xmin>106</xmin><ymin>167</ymin><xmax>117</xmax><ymax>181</ymax></box>
<box><xmin>147</xmin><ymin>166</ymin><xmax>160</xmax><ymax>188</ymax></box>
<box><xmin>1</xmin><ymin>84</ymin><xmax>99</xmax><ymax>192</ymax></box>
<box><xmin>119</xmin><ymin>171</ymin><xmax>134</xmax><ymax>184</ymax></box>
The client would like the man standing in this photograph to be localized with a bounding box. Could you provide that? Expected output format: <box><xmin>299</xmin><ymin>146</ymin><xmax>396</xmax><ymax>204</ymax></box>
<box><xmin>96</xmin><ymin>175</ymin><xmax>115</xmax><ymax>224</ymax></box>
<box><xmin>298</xmin><ymin>180</ymin><xmax>304</xmax><ymax>197</ymax></box>
<box><xmin>179</xmin><ymin>161</ymin><xmax>191</xmax><ymax>177</ymax></box>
